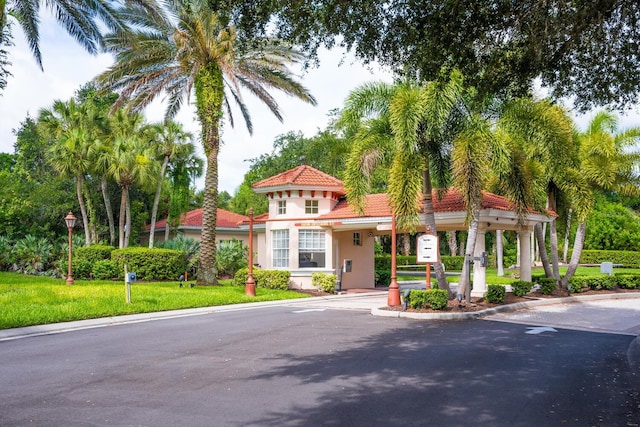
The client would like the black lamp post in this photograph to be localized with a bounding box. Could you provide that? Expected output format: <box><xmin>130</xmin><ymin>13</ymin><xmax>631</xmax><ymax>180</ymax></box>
<box><xmin>64</xmin><ymin>211</ymin><xmax>77</xmax><ymax>286</ymax></box>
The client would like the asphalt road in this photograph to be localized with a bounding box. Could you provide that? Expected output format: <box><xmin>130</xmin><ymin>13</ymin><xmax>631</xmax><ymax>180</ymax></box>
<box><xmin>1</xmin><ymin>305</ymin><xmax>639</xmax><ymax>427</ymax></box>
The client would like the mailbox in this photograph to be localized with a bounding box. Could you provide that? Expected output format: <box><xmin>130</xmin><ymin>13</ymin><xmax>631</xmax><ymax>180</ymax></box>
<box><xmin>127</xmin><ymin>272</ymin><xmax>137</xmax><ymax>283</ymax></box>
<box><xmin>480</xmin><ymin>251</ymin><xmax>489</xmax><ymax>267</ymax></box>
<box><xmin>343</xmin><ymin>259</ymin><xmax>352</xmax><ymax>273</ymax></box>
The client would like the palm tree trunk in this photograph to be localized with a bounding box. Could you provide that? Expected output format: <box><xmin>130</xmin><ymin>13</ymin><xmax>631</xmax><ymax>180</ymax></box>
<box><xmin>549</xmin><ymin>217</ymin><xmax>561</xmax><ymax>280</ymax></box>
<box><xmin>118</xmin><ymin>188</ymin><xmax>127</xmax><ymax>249</ymax></box>
<box><xmin>101</xmin><ymin>177</ymin><xmax>116</xmax><ymax>247</ymax></box>
<box><xmin>76</xmin><ymin>175</ymin><xmax>91</xmax><ymax>247</ymax></box>
<box><xmin>149</xmin><ymin>156</ymin><xmax>169</xmax><ymax>248</ymax></box>
<box><xmin>124</xmin><ymin>188</ymin><xmax>131</xmax><ymax>248</ymax></box>
<box><xmin>422</xmin><ymin>168</ymin><xmax>451</xmax><ymax>295</ymax></box>
<box><xmin>195</xmin><ymin>64</ymin><xmax>223</xmax><ymax>285</ymax></box>
<box><xmin>560</xmin><ymin>221</ymin><xmax>586</xmax><ymax>289</ymax></box>
<box><xmin>563</xmin><ymin>208</ymin><xmax>572</xmax><ymax>263</ymax></box>
<box><xmin>448</xmin><ymin>231</ymin><xmax>458</xmax><ymax>256</ymax></box>
<box><xmin>534</xmin><ymin>223</ymin><xmax>554</xmax><ymax>278</ymax></box>
<box><xmin>457</xmin><ymin>204</ymin><xmax>480</xmax><ymax>303</ymax></box>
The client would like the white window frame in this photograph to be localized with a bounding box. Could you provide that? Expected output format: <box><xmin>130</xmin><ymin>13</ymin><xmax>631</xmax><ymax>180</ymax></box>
<box><xmin>305</xmin><ymin>200</ymin><xmax>319</xmax><ymax>214</ymax></box>
<box><xmin>353</xmin><ymin>232</ymin><xmax>362</xmax><ymax>246</ymax></box>
<box><xmin>272</xmin><ymin>229</ymin><xmax>289</xmax><ymax>268</ymax></box>
<box><xmin>298</xmin><ymin>229</ymin><xmax>326</xmax><ymax>268</ymax></box>
<box><xmin>277</xmin><ymin>200</ymin><xmax>286</xmax><ymax>215</ymax></box>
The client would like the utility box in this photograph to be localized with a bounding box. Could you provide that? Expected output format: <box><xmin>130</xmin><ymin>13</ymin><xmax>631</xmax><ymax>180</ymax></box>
<box><xmin>600</xmin><ymin>262</ymin><xmax>614</xmax><ymax>276</ymax></box>
<box><xmin>127</xmin><ymin>272</ymin><xmax>137</xmax><ymax>283</ymax></box>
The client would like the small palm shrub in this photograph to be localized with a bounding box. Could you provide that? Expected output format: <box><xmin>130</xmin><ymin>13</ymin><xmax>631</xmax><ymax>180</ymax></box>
<box><xmin>12</xmin><ymin>235</ymin><xmax>53</xmax><ymax>274</ymax></box>
<box><xmin>216</xmin><ymin>239</ymin><xmax>248</xmax><ymax>277</ymax></box>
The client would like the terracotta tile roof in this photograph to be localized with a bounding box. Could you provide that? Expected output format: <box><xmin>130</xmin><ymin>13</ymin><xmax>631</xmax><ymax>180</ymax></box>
<box><xmin>319</xmin><ymin>189</ymin><xmax>521</xmax><ymax>220</ymax></box>
<box><xmin>151</xmin><ymin>208</ymin><xmax>248</xmax><ymax>229</ymax></box>
<box><xmin>252</xmin><ymin>165</ymin><xmax>345</xmax><ymax>192</ymax></box>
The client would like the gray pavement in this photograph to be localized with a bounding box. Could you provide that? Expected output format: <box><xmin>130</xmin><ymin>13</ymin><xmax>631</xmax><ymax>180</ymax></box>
<box><xmin>1</xmin><ymin>290</ymin><xmax>639</xmax><ymax>341</ymax></box>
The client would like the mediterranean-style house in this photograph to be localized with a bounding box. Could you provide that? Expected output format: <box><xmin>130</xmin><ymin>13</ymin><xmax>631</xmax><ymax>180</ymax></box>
<box><xmin>147</xmin><ymin>165</ymin><xmax>553</xmax><ymax>296</ymax></box>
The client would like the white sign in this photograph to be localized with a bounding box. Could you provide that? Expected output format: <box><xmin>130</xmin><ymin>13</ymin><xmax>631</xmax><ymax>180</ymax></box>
<box><xmin>417</xmin><ymin>234</ymin><xmax>439</xmax><ymax>263</ymax></box>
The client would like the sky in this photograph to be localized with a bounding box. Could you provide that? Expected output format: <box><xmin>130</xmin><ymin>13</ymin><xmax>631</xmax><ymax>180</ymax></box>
<box><xmin>3</xmin><ymin>17</ymin><xmax>640</xmax><ymax>195</ymax></box>
<box><xmin>0</xmin><ymin>17</ymin><xmax>393</xmax><ymax>194</ymax></box>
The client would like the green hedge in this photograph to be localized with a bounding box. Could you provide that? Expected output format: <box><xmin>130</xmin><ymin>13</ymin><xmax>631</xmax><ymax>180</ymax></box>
<box><xmin>111</xmin><ymin>248</ymin><xmax>186</xmax><ymax>281</ymax></box>
<box><xmin>92</xmin><ymin>259</ymin><xmax>119</xmax><ymax>280</ymax></box>
<box><xmin>375</xmin><ymin>255</ymin><xmax>464</xmax><ymax>271</ymax></box>
<box><xmin>312</xmin><ymin>272</ymin><xmax>337</xmax><ymax>294</ymax></box>
<box><xmin>406</xmin><ymin>289</ymin><xmax>448</xmax><ymax>310</ymax></box>
<box><xmin>576</xmin><ymin>250</ymin><xmax>640</xmax><ymax>268</ymax></box>
<box><xmin>232</xmin><ymin>267</ymin><xmax>291</xmax><ymax>290</ymax></box>
<box><xmin>511</xmin><ymin>280</ymin><xmax>533</xmax><ymax>297</ymax></box>
<box><xmin>486</xmin><ymin>284</ymin><xmax>506</xmax><ymax>303</ymax></box>
<box><xmin>375</xmin><ymin>270</ymin><xmax>391</xmax><ymax>287</ymax></box>
<box><xmin>76</xmin><ymin>245</ymin><xmax>115</xmax><ymax>263</ymax></box>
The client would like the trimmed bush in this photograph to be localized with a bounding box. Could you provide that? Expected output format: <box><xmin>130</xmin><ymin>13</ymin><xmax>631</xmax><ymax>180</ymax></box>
<box><xmin>576</xmin><ymin>250</ymin><xmax>640</xmax><ymax>268</ymax></box>
<box><xmin>92</xmin><ymin>259</ymin><xmax>119</xmax><ymax>280</ymax></box>
<box><xmin>587</xmin><ymin>275</ymin><xmax>617</xmax><ymax>291</ymax></box>
<box><xmin>232</xmin><ymin>267</ymin><xmax>254</xmax><ymax>286</ymax></box>
<box><xmin>71</xmin><ymin>258</ymin><xmax>93</xmax><ymax>279</ymax></box>
<box><xmin>255</xmin><ymin>270</ymin><xmax>290</xmax><ymax>290</ymax></box>
<box><xmin>76</xmin><ymin>245</ymin><xmax>114</xmax><ymax>263</ymax></box>
<box><xmin>538</xmin><ymin>278</ymin><xmax>557</xmax><ymax>295</ymax></box>
<box><xmin>567</xmin><ymin>276</ymin><xmax>590</xmax><ymax>293</ymax></box>
<box><xmin>375</xmin><ymin>255</ymin><xmax>462</xmax><ymax>271</ymax></box>
<box><xmin>616</xmin><ymin>274</ymin><xmax>640</xmax><ymax>289</ymax></box>
<box><xmin>511</xmin><ymin>280</ymin><xmax>533</xmax><ymax>297</ymax></box>
<box><xmin>111</xmin><ymin>248</ymin><xmax>186</xmax><ymax>281</ymax></box>
<box><xmin>375</xmin><ymin>270</ymin><xmax>391</xmax><ymax>287</ymax></box>
<box><xmin>407</xmin><ymin>289</ymin><xmax>448</xmax><ymax>310</ymax></box>
<box><xmin>312</xmin><ymin>272</ymin><xmax>337</xmax><ymax>294</ymax></box>
<box><xmin>486</xmin><ymin>284</ymin><xmax>506</xmax><ymax>303</ymax></box>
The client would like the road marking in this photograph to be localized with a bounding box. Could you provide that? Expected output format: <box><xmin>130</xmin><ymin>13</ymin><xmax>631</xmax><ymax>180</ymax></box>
<box><xmin>292</xmin><ymin>308</ymin><xmax>327</xmax><ymax>313</ymax></box>
<box><xmin>526</xmin><ymin>326</ymin><xmax>558</xmax><ymax>335</ymax></box>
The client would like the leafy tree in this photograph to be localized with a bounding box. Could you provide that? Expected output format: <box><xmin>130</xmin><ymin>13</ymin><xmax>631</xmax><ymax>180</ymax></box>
<box><xmin>98</xmin><ymin>1</ymin><xmax>316</xmax><ymax>284</ymax></box>
<box><xmin>584</xmin><ymin>195</ymin><xmax>640</xmax><ymax>251</ymax></box>
<box><xmin>217</xmin><ymin>190</ymin><xmax>232</xmax><ymax>210</ymax></box>
<box><xmin>213</xmin><ymin>0</ymin><xmax>640</xmax><ymax>110</ymax></box>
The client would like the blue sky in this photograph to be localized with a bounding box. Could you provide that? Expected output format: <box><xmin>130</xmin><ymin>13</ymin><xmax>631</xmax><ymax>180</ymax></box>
<box><xmin>2</xmin><ymin>16</ymin><xmax>640</xmax><ymax>194</ymax></box>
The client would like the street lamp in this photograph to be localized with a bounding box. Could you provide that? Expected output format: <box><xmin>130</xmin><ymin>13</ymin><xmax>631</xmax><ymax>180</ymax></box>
<box><xmin>387</xmin><ymin>214</ymin><xmax>401</xmax><ymax>306</ymax></box>
<box><xmin>64</xmin><ymin>211</ymin><xmax>77</xmax><ymax>286</ymax></box>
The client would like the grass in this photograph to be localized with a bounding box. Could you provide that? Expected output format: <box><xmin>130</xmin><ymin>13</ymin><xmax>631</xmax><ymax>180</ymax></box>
<box><xmin>0</xmin><ymin>272</ymin><xmax>308</xmax><ymax>330</ymax></box>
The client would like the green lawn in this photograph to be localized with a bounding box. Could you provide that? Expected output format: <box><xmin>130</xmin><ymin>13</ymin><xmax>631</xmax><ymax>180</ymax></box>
<box><xmin>0</xmin><ymin>272</ymin><xmax>308</xmax><ymax>330</ymax></box>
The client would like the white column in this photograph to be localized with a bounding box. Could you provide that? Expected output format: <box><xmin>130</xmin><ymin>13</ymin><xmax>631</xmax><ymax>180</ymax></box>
<box><xmin>472</xmin><ymin>228</ymin><xmax>487</xmax><ymax>297</ymax></box>
<box><xmin>518</xmin><ymin>229</ymin><xmax>532</xmax><ymax>282</ymax></box>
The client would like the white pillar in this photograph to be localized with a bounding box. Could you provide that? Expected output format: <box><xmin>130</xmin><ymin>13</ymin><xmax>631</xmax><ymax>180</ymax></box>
<box><xmin>472</xmin><ymin>228</ymin><xmax>487</xmax><ymax>297</ymax></box>
<box><xmin>518</xmin><ymin>229</ymin><xmax>532</xmax><ymax>282</ymax></box>
<box><xmin>496</xmin><ymin>230</ymin><xmax>504</xmax><ymax>277</ymax></box>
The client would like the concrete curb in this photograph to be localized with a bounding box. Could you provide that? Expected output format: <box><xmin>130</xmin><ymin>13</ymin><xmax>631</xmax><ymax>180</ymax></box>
<box><xmin>0</xmin><ymin>291</ymin><xmax>389</xmax><ymax>342</ymax></box>
<box><xmin>371</xmin><ymin>292</ymin><xmax>640</xmax><ymax>320</ymax></box>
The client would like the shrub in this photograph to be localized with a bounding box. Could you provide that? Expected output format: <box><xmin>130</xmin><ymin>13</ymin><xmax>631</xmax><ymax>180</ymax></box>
<box><xmin>567</xmin><ymin>276</ymin><xmax>590</xmax><ymax>293</ymax></box>
<box><xmin>486</xmin><ymin>284</ymin><xmax>506</xmax><ymax>303</ymax></box>
<box><xmin>375</xmin><ymin>270</ymin><xmax>391</xmax><ymax>287</ymax></box>
<box><xmin>511</xmin><ymin>280</ymin><xmax>533</xmax><ymax>297</ymax></box>
<box><xmin>575</xmin><ymin>250</ymin><xmax>640</xmax><ymax>268</ymax></box>
<box><xmin>71</xmin><ymin>258</ymin><xmax>93</xmax><ymax>279</ymax></box>
<box><xmin>587</xmin><ymin>275</ymin><xmax>617</xmax><ymax>291</ymax></box>
<box><xmin>312</xmin><ymin>272</ymin><xmax>337</xmax><ymax>294</ymax></box>
<box><xmin>256</xmin><ymin>270</ymin><xmax>290</xmax><ymax>290</ymax></box>
<box><xmin>407</xmin><ymin>289</ymin><xmax>448</xmax><ymax>310</ymax></box>
<box><xmin>92</xmin><ymin>259</ymin><xmax>119</xmax><ymax>280</ymax></box>
<box><xmin>232</xmin><ymin>267</ymin><xmax>255</xmax><ymax>286</ymax></box>
<box><xmin>616</xmin><ymin>274</ymin><xmax>640</xmax><ymax>289</ymax></box>
<box><xmin>111</xmin><ymin>248</ymin><xmax>186</xmax><ymax>281</ymax></box>
<box><xmin>216</xmin><ymin>239</ymin><xmax>248</xmax><ymax>277</ymax></box>
<box><xmin>76</xmin><ymin>245</ymin><xmax>114</xmax><ymax>263</ymax></box>
<box><xmin>537</xmin><ymin>278</ymin><xmax>557</xmax><ymax>295</ymax></box>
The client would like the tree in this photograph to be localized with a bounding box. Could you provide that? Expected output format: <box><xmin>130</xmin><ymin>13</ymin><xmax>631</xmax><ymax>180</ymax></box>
<box><xmin>98</xmin><ymin>0</ymin><xmax>316</xmax><ymax>284</ymax></box>
<box><xmin>147</xmin><ymin>121</ymin><xmax>194</xmax><ymax>248</ymax></box>
<box><xmin>212</xmin><ymin>0</ymin><xmax>640</xmax><ymax>111</ymax></box>
<box><xmin>341</xmin><ymin>73</ymin><xmax>467</xmax><ymax>295</ymax></box>
<box><xmin>107</xmin><ymin>109</ymin><xmax>156</xmax><ymax>248</ymax></box>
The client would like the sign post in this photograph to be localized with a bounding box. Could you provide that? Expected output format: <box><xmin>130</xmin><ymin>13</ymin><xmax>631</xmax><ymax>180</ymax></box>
<box><xmin>416</xmin><ymin>228</ymin><xmax>439</xmax><ymax>290</ymax></box>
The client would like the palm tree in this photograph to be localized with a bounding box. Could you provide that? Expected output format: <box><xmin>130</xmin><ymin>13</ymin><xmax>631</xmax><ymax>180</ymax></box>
<box><xmin>341</xmin><ymin>73</ymin><xmax>466</xmax><ymax>295</ymax></box>
<box><xmin>40</xmin><ymin>99</ymin><xmax>98</xmax><ymax>246</ymax></box>
<box><xmin>561</xmin><ymin>111</ymin><xmax>640</xmax><ymax>287</ymax></box>
<box><xmin>97</xmin><ymin>0</ymin><xmax>316</xmax><ymax>284</ymax></box>
<box><xmin>147</xmin><ymin>121</ymin><xmax>194</xmax><ymax>248</ymax></box>
<box><xmin>108</xmin><ymin>108</ymin><xmax>157</xmax><ymax>248</ymax></box>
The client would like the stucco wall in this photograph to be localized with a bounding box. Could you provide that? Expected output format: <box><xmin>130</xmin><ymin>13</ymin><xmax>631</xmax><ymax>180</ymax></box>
<box><xmin>334</xmin><ymin>230</ymin><xmax>375</xmax><ymax>289</ymax></box>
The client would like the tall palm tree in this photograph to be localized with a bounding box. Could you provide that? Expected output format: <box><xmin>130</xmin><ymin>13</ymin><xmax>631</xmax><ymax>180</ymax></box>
<box><xmin>147</xmin><ymin>120</ymin><xmax>194</xmax><ymax>248</ymax></box>
<box><xmin>40</xmin><ymin>99</ymin><xmax>98</xmax><ymax>246</ymax></box>
<box><xmin>341</xmin><ymin>73</ymin><xmax>466</xmax><ymax>294</ymax></box>
<box><xmin>97</xmin><ymin>0</ymin><xmax>316</xmax><ymax>284</ymax></box>
<box><xmin>560</xmin><ymin>111</ymin><xmax>640</xmax><ymax>287</ymax></box>
<box><xmin>108</xmin><ymin>108</ymin><xmax>157</xmax><ymax>248</ymax></box>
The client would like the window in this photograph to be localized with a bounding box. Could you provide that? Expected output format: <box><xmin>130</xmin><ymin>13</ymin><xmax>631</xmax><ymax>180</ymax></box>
<box><xmin>353</xmin><ymin>232</ymin><xmax>362</xmax><ymax>246</ymax></box>
<box><xmin>272</xmin><ymin>230</ymin><xmax>289</xmax><ymax>268</ymax></box>
<box><xmin>305</xmin><ymin>200</ymin><xmax>319</xmax><ymax>214</ymax></box>
<box><xmin>277</xmin><ymin>200</ymin><xmax>286</xmax><ymax>215</ymax></box>
<box><xmin>298</xmin><ymin>229</ymin><xmax>325</xmax><ymax>268</ymax></box>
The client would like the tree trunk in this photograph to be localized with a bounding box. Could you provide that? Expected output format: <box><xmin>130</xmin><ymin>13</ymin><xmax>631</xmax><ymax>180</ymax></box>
<box><xmin>457</xmin><ymin>204</ymin><xmax>480</xmax><ymax>303</ymax></box>
<box><xmin>195</xmin><ymin>64</ymin><xmax>223</xmax><ymax>285</ymax></box>
<box><xmin>101</xmin><ymin>177</ymin><xmax>116</xmax><ymax>247</ymax></box>
<box><xmin>401</xmin><ymin>233</ymin><xmax>411</xmax><ymax>256</ymax></box>
<box><xmin>165</xmin><ymin>215</ymin><xmax>171</xmax><ymax>241</ymax></box>
<box><xmin>549</xmin><ymin>217</ymin><xmax>561</xmax><ymax>280</ymax></box>
<box><xmin>124</xmin><ymin>189</ymin><xmax>131</xmax><ymax>248</ymax></box>
<box><xmin>560</xmin><ymin>221</ymin><xmax>586</xmax><ymax>290</ymax></box>
<box><xmin>118</xmin><ymin>187</ymin><xmax>127</xmax><ymax>249</ymax></box>
<box><xmin>496</xmin><ymin>230</ymin><xmax>504</xmax><ymax>276</ymax></box>
<box><xmin>76</xmin><ymin>174</ymin><xmax>91</xmax><ymax>247</ymax></box>
<box><xmin>448</xmin><ymin>230</ymin><xmax>458</xmax><ymax>256</ymax></box>
<box><xmin>422</xmin><ymin>167</ymin><xmax>450</xmax><ymax>295</ymax></box>
<box><xmin>563</xmin><ymin>208</ymin><xmax>573</xmax><ymax>263</ymax></box>
<box><xmin>149</xmin><ymin>156</ymin><xmax>170</xmax><ymax>248</ymax></box>
<box><xmin>534</xmin><ymin>223</ymin><xmax>554</xmax><ymax>278</ymax></box>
